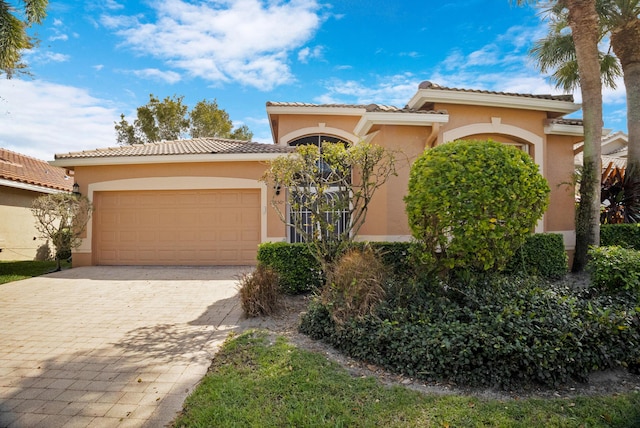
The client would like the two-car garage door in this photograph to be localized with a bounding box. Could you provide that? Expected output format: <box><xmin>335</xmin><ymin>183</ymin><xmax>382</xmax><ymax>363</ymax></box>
<box><xmin>93</xmin><ymin>189</ymin><xmax>260</xmax><ymax>265</ymax></box>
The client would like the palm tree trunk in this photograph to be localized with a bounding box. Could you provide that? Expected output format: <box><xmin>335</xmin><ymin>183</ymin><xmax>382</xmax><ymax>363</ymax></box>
<box><xmin>611</xmin><ymin>19</ymin><xmax>640</xmax><ymax>178</ymax></box>
<box><xmin>567</xmin><ymin>0</ymin><xmax>603</xmax><ymax>272</ymax></box>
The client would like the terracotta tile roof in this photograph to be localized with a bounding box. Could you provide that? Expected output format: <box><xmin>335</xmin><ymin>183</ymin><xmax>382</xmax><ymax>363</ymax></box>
<box><xmin>266</xmin><ymin>101</ymin><xmax>447</xmax><ymax>115</ymax></box>
<box><xmin>0</xmin><ymin>148</ymin><xmax>72</xmax><ymax>192</ymax></box>
<box><xmin>417</xmin><ymin>80</ymin><xmax>575</xmax><ymax>102</ymax></box>
<box><xmin>267</xmin><ymin>101</ymin><xmax>368</xmax><ymax>109</ymax></box>
<box><xmin>54</xmin><ymin>137</ymin><xmax>293</xmax><ymax>160</ymax></box>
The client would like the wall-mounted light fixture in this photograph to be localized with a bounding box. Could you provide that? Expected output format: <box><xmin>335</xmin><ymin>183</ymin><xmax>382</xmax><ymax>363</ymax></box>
<box><xmin>72</xmin><ymin>182</ymin><xmax>81</xmax><ymax>196</ymax></box>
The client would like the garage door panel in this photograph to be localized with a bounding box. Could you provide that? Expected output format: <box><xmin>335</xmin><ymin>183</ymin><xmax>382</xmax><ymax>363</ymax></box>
<box><xmin>94</xmin><ymin>189</ymin><xmax>260</xmax><ymax>266</ymax></box>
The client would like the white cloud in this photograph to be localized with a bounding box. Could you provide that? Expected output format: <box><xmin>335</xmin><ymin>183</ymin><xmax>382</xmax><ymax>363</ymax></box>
<box><xmin>298</xmin><ymin>46</ymin><xmax>323</xmax><ymax>63</ymax></box>
<box><xmin>101</xmin><ymin>0</ymin><xmax>323</xmax><ymax>90</ymax></box>
<box><xmin>0</xmin><ymin>79</ymin><xmax>119</xmax><ymax>161</ymax></box>
<box><xmin>49</xmin><ymin>34</ymin><xmax>69</xmax><ymax>41</ymax></box>
<box><xmin>316</xmin><ymin>73</ymin><xmax>418</xmax><ymax>106</ymax></box>
<box><xmin>130</xmin><ymin>68</ymin><xmax>182</xmax><ymax>84</ymax></box>
<box><xmin>24</xmin><ymin>51</ymin><xmax>71</xmax><ymax>64</ymax></box>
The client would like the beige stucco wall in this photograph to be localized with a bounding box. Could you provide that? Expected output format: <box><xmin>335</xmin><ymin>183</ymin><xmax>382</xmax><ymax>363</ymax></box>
<box><xmin>272</xmin><ymin>105</ymin><xmax>579</xmax><ymax>249</ymax></box>
<box><xmin>0</xmin><ymin>186</ymin><xmax>51</xmax><ymax>261</ymax></box>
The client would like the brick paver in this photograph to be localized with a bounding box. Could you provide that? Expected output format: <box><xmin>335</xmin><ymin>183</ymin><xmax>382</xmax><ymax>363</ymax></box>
<box><xmin>0</xmin><ymin>266</ymin><xmax>248</xmax><ymax>427</ymax></box>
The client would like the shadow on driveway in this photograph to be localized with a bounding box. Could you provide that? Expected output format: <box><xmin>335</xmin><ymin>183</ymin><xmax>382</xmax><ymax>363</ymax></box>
<box><xmin>0</xmin><ymin>266</ymin><xmax>247</xmax><ymax>427</ymax></box>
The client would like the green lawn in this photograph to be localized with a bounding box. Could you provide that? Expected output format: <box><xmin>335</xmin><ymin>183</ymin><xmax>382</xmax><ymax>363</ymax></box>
<box><xmin>173</xmin><ymin>330</ymin><xmax>640</xmax><ymax>428</ymax></box>
<box><xmin>0</xmin><ymin>260</ymin><xmax>71</xmax><ymax>284</ymax></box>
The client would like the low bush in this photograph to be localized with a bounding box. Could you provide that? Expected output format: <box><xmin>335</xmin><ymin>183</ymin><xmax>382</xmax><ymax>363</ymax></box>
<box><xmin>588</xmin><ymin>246</ymin><xmax>640</xmax><ymax>294</ymax></box>
<box><xmin>322</xmin><ymin>247</ymin><xmax>387</xmax><ymax>325</ymax></box>
<box><xmin>256</xmin><ymin>242</ymin><xmax>322</xmax><ymax>294</ymax></box>
<box><xmin>300</xmin><ymin>273</ymin><xmax>640</xmax><ymax>389</ymax></box>
<box><xmin>600</xmin><ymin>223</ymin><xmax>640</xmax><ymax>249</ymax></box>
<box><xmin>238</xmin><ymin>264</ymin><xmax>282</xmax><ymax>317</ymax></box>
<box><xmin>505</xmin><ymin>233</ymin><xmax>568</xmax><ymax>279</ymax></box>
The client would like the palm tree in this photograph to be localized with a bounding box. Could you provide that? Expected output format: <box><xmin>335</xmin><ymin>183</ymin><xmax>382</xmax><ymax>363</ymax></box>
<box><xmin>0</xmin><ymin>0</ymin><xmax>48</xmax><ymax>77</ymax></box>
<box><xmin>530</xmin><ymin>6</ymin><xmax>621</xmax><ymax>92</ymax></box>
<box><xmin>516</xmin><ymin>0</ymin><xmax>603</xmax><ymax>272</ymax></box>
<box><xmin>601</xmin><ymin>1</ymin><xmax>640</xmax><ymax>176</ymax></box>
<box><xmin>532</xmin><ymin>1</ymin><xmax>640</xmax><ymax>179</ymax></box>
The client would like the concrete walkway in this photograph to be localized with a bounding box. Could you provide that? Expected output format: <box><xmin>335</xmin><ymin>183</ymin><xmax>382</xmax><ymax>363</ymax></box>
<box><xmin>0</xmin><ymin>266</ymin><xmax>250</xmax><ymax>428</ymax></box>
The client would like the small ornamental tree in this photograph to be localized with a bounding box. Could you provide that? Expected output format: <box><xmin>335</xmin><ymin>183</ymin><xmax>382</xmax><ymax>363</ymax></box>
<box><xmin>31</xmin><ymin>193</ymin><xmax>93</xmax><ymax>271</ymax></box>
<box><xmin>261</xmin><ymin>141</ymin><xmax>396</xmax><ymax>273</ymax></box>
<box><xmin>404</xmin><ymin>139</ymin><xmax>550</xmax><ymax>273</ymax></box>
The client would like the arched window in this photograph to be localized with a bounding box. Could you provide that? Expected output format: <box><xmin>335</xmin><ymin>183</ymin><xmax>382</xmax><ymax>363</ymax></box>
<box><xmin>286</xmin><ymin>135</ymin><xmax>351</xmax><ymax>244</ymax></box>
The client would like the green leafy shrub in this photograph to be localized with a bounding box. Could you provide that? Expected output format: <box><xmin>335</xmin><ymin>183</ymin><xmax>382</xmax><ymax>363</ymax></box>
<box><xmin>238</xmin><ymin>264</ymin><xmax>282</xmax><ymax>317</ymax></box>
<box><xmin>505</xmin><ymin>233</ymin><xmax>568</xmax><ymax>278</ymax></box>
<box><xmin>257</xmin><ymin>242</ymin><xmax>322</xmax><ymax>294</ymax></box>
<box><xmin>588</xmin><ymin>246</ymin><xmax>640</xmax><ymax>293</ymax></box>
<box><xmin>322</xmin><ymin>247</ymin><xmax>387</xmax><ymax>325</ymax></box>
<box><xmin>257</xmin><ymin>242</ymin><xmax>414</xmax><ymax>293</ymax></box>
<box><xmin>404</xmin><ymin>140</ymin><xmax>550</xmax><ymax>273</ymax></box>
<box><xmin>601</xmin><ymin>224</ymin><xmax>640</xmax><ymax>249</ymax></box>
<box><xmin>300</xmin><ymin>274</ymin><xmax>640</xmax><ymax>389</ymax></box>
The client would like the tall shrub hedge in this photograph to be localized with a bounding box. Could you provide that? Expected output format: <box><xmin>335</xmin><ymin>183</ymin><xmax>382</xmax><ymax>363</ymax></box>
<box><xmin>505</xmin><ymin>233</ymin><xmax>568</xmax><ymax>278</ymax></box>
<box><xmin>256</xmin><ymin>242</ymin><xmax>323</xmax><ymax>294</ymax></box>
<box><xmin>600</xmin><ymin>224</ymin><xmax>640</xmax><ymax>249</ymax></box>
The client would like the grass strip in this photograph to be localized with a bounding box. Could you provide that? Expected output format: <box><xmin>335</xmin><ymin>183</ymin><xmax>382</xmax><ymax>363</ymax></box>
<box><xmin>0</xmin><ymin>260</ymin><xmax>71</xmax><ymax>284</ymax></box>
<box><xmin>173</xmin><ymin>330</ymin><xmax>640</xmax><ymax>428</ymax></box>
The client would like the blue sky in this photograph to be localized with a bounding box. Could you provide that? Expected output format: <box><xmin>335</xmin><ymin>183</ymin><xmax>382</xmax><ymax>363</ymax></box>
<box><xmin>0</xmin><ymin>0</ymin><xmax>628</xmax><ymax>161</ymax></box>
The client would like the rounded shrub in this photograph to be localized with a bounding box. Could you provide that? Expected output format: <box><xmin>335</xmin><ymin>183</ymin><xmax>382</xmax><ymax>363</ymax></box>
<box><xmin>404</xmin><ymin>139</ymin><xmax>550</xmax><ymax>272</ymax></box>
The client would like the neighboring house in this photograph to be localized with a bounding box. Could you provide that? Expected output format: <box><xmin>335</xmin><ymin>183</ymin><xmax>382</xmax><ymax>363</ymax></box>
<box><xmin>52</xmin><ymin>81</ymin><xmax>584</xmax><ymax>267</ymax></box>
<box><xmin>575</xmin><ymin>130</ymin><xmax>628</xmax><ymax>171</ymax></box>
<box><xmin>0</xmin><ymin>148</ymin><xmax>73</xmax><ymax>261</ymax></box>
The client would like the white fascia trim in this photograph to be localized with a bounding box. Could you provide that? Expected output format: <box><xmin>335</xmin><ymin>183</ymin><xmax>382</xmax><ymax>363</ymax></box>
<box><xmin>354</xmin><ymin>112</ymin><xmax>449</xmax><ymax>136</ymax></box>
<box><xmin>77</xmin><ymin>176</ymin><xmax>268</xmax><ymax>254</ymax></box>
<box><xmin>266</xmin><ymin>105</ymin><xmax>366</xmax><ymax>116</ymax></box>
<box><xmin>544</xmin><ymin>122</ymin><xmax>584</xmax><ymax>136</ymax></box>
<box><xmin>0</xmin><ymin>178</ymin><xmax>69</xmax><ymax>194</ymax></box>
<box><xmin>50</xmin><ymin>153</ymin><xmax>285</xmax><ymax>168</ymax></box>
<box><xmin>407</xmin><ymin>89</ymin><xmax>581</xmax><ymax>114</ymax></box>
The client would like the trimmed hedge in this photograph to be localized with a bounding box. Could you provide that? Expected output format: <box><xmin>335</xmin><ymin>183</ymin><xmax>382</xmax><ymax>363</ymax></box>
<box><xmin>257</xmin><ymin>242</ymin><xmax>414</xmax><ymax>294</ymax></box>
<box><xmin>588</xmin><ymin>246</ymin><xmax>640</xmax><ymax>294</ymax></box>
<box><xmin>258</xmin><ymin>234</ymin><xmax>568</xmax><ymax>294</ymax></box>
<box><xmin>601</xmin><ymin>224</ymin><xmax>640</xmax><ymax>249</ymax></box>
<box><xmin>256</xmin><ymin>243</ymin><xmax>322</xmax><ymax>294</ymax></box>
<box><xmin>300</xmin><ymin>274</ymin><xmax>640</xmax><ymax>389</ymax></box>
<box><xmin>505</xmin><ymin>233</ymin><xmax>568</xmax><ymax>279</ymax></box>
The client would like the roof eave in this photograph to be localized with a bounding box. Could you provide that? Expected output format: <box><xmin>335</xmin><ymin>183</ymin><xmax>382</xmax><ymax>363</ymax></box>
<box><xmin>50</xmin><ymin>153</ymin><xmax>288</xmax><ymax>168</ymax></box>
<box><xmin>407</xmin><ymin>89</ymin><xmax>581</xmax><ymax>114</ymax></box>
<box><xmin>354</xmin><ymin>112</ymin><xmax>450</xmax><ymax>136</ymax></box>
<box><xmin>0</xmin><ymin>178</ymin><xmax>69</xmax><ymax>194</ymax></box>
<box><xmin>544</xmin><ymin>122</ymin><xmax>584</xmax><ymax>136</ymax></box>
<box><xmin>266</xmin><ymin>105</ymin><xmax>366</xmax><ymax>116</ymax></box>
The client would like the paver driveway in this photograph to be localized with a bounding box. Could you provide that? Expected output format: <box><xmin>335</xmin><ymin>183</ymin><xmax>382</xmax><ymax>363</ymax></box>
<box><xmin>0</xmin><ymin>266</ymin><xmax>250</xmax><ymax>428</ymax></box>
